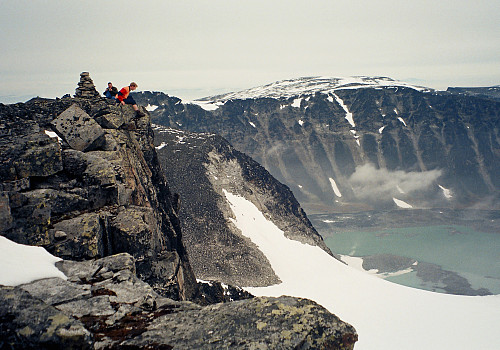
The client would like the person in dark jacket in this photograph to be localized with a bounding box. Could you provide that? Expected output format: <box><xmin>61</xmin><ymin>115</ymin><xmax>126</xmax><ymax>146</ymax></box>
<box><xmin>103</xmin><ymin>82</ymin><xmax>118</xmax><ymax>99</ymax></box>
<box><xmin>116</xmin><ymin>82</ymin><xmax>145</xmax><ymax>117</ymax></box>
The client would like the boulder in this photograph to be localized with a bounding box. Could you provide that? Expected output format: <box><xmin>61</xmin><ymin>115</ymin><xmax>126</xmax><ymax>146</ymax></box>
<box><xmin>0</xmin><ymin>286</ymin><xmax>92</xmax><ymax>350</ymax></box>
<box><xmin>51</xmin><ymin>104</ymin><xmax>106</xmax><ymax>152</ymax></box>
<box><xmin>52</xmin><ymin>212</ymin><xmax>104</xmax><ymax>260</ymax></box>
<box><xmin>124</xmin><ymin>296</ymin><xmax>358</xmax><ymax>350</ymax></box>
<box><xmin>94</xmin><ymin>112</ymin><xmax>125</xmax><ymax>130</ymax></box>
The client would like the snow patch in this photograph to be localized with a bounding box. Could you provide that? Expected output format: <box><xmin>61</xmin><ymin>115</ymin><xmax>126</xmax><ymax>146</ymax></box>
<box><xmin>438</xmin><ymin>184</ymin><xmax>453</xmax><ymax>199</ymax></box>
<box><xmin>145</xmin><ymin>104</ymin><xmax>158</xmax><ymax>112</ymax></box>
<box><xmin>378</xmin><ymin>126</ymin><xmax>386</xmax><ymax>134</ymax></box>
<box><xmin>191</xmin><ymin>100</ymin><xmax>224</xmax><ymax>111</ymax></box>
<box><xmin>329</xmin><ymin>177</ymin><xmax>342</xmax><ymax>197</ymax></box>
<box><xmin>333</xmin><ymin>94</ymin><xmax>355</xmax><ymax>127</ymax></box>
<box><xmin>155</xmin><ymin>142</ymin><xmax>167</xmax><ymax>150</ymax></box>
<box><xmin>291</xmin><ymin>97</ymin><xmax>302</xmax><ymax>108</ymax></box>
<box><xmin>200</xmin><ymin>76</ymin><xmax>432</xmax><ymax>102</ymax></box>
<box><xmin>298</xmin><ymin>119</ymin><xmax>304</xmax><ymax>126</ymax></box>
<box><xmin>249</xmin><ymin>121</ymin><xmax>256</xmax><ymax>128</ymax></box>
<box><xmin>398</xmin><ymin>117</ymin><xmax>407</xmax><ymax>127</ymax></box>
<box><xmin>44</xmin><ymin>130</ymin><xmax>62</xmax><ymax>143</ymax></box>
<box><xmin>339</xmin><ymin>255</ymin><xmax>414</xmax><ymax>279</ymax></box>
<box><xmin>393</xmin><ymin>197</ymin><xmax>413</xmax><ymax>208</ymax></box>
<box><xmin>0</xmin><ymin>236</ymin><xmax>67</xmax><ymax>286</ymax></box>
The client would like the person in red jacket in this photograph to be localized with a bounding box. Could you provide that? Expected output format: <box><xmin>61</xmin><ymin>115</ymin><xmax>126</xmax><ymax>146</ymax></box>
<box><xmin>116</xmin><ymin>82</ymin><xmax>145</xmax><ymax>117</ymax></box>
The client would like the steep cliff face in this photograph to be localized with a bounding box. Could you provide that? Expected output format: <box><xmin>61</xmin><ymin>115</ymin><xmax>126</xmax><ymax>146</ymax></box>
<box><xmin>135</xmin><ymin>78</ymin><xmax>500</xmax><ymax>213</ymax></box>
<box><xmin>0</xmin><ymin>73</ymin><xmax>197</xmax><ymax>301</ymax></box>
<box><xmin>153</xmin><ymin>126</ymin><xmax>332</xmax><ymax>287</ymax></box>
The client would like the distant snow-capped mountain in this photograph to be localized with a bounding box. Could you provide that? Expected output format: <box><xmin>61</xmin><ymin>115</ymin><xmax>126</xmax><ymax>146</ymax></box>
<box><xmin>133</xmin><ymin>79</ymin><xmax>500</xmax><ymax>213</ymax></box>
<box><xmin>196</xmin><ymin>76</ymin><xmax>432</xmax><ymax>103</ymax></box>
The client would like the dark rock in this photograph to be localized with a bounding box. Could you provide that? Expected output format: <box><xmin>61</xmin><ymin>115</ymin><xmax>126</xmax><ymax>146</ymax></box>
<box><xmin>0</xmin><ymin>286</ymin><xmax>93</xmax><ymax>350</ymax></box>
<box><xmin>52</xmin><ymin>212</ymin><xmax>103</xmax><ymax>259</ymax></box>
<box><xmin>54</xmin><ymin>230</ymin><xmax>67</xmax><ymax>240</ymax></box>
<box><xmin>153</xmin><ymin>127</ymin><xmax>333</xmax><ymax>287</ymax></box>
<box><xmin>51</xmin><ymin>104</ymin><xmax>106</xmax><ymax>152</ymax></box>
<box><xmin>2</xmin><ymin>253</ymin><xmax>356</xmax><ymax>350</ymax></box>
<box><xmin>0</xmin><ymin>191</ymin><xmax>13</xmax><ymax>231</ymax></box>
<box><xmin>124</xmin><ymin>295</ymin><xmax>357</xmax><ymax>350</ymax></box>
<box><xmin>0</xmin><ymin>127</ymin><xmax>63</xmax><ymax>182</ymax></box>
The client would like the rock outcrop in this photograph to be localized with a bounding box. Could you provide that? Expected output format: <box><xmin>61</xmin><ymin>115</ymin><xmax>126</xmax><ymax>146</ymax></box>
<box><xmin>1</xmin><ymin>253</ymin><xmax>357</xmax><ymax>349</ymax></box>
<box><xmin>0</xmin><ymin>79</ymin><xmax>196</xmax><ymax>301</ymax></box>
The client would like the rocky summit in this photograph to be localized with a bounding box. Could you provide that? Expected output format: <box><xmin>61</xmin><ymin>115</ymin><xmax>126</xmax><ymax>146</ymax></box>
<box><xmin>134</xmin><ymin>77</ymin><xmax>500</xmax><ymax>213</ymax></box>
<box><xmin>0</xmin><ymin>73</ymin><xmax>357</xmax><ymax>349</ymax></box>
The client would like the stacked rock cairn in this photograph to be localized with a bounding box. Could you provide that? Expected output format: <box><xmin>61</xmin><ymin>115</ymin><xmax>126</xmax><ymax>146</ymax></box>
<box><xmin>74</xmin><ymin>72</ymin><xmax>100</xmax><ymax>98</ymax></box>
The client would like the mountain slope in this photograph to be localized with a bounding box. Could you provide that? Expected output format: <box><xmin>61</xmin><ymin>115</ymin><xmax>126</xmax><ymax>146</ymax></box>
<box><xmin>134</xmin><ymin>77</ymin><xmax>500</xmax><ymax>213</ymax></box>
<box><xmin>153</xmin><ymin>126</ymin><xmax>332</xmax><ymax>286</ymax></box>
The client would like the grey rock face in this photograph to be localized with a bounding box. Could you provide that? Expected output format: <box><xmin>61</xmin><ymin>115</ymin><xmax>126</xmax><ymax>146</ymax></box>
<box><xmin>1</xmin><ymin>253</ymin><xmax>357</xmax><ymax>350</ymax></box>
<box><xmin>153</xmin><ymin>127</ymin><xmax>333</xmax><ymax>287</ymax></box>
<box><xmin>125</xmin><ymin>295</ymin><xmax>357</xmax><ymax>350</ymax></box>
<box><xmin>134</xmin><ymin>86</ymin><xmax>500</xmax><ymax>212</ymax></box>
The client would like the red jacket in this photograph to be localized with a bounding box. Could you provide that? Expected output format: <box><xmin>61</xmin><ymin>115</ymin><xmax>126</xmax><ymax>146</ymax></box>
<box><xmin>116</xmin><ymin>86</ymin><xmax>130</xmax><ymax>102</ymax></box>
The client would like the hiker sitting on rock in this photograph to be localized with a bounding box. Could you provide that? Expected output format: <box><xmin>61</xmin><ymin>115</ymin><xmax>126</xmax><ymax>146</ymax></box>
<box><xmin>103</xmin><ymin>82</ymin><xmax>118</xmax><ymax>99</ymax></box>
<box><xmin>116</xmin><ymin>82</ymin><xmax>145</xmax><ymax>117</ymax></box>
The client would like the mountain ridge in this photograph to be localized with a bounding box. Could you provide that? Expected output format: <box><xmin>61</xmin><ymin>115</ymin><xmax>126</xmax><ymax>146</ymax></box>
<box><xmin>134</xmin><ymin>79</ymin><xmax>500</xmax><ymax>213</ymax></box>
<box><xmin>194</xmin><ymin>76</ymin><xmax>433</xmax><ymax>106</ymax></box>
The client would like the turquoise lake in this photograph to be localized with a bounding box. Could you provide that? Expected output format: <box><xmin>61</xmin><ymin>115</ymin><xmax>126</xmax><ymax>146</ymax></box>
<box><xmin>316</xmin><ymin>222</ymin><xmax>500</xmax><ymax>295</ymax></box>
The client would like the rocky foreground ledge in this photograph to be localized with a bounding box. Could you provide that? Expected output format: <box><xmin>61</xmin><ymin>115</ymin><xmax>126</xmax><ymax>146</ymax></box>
<box><xmin>1</xmin><ymin>253</ymin><xmax>357</xmax><ymax>349</ymax></box>
<box><xmin>0</xmin><ymin>73</ymin><xmax>357</xmax><ymax>349</ymax></box>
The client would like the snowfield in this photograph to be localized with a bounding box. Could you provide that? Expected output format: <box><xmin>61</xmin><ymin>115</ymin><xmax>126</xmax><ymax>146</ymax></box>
<box><xmin>196</xmin><ymin>76</ymin><xmax>432</xmax><ymax>103</ymax></box>
<box><xmin>0</xmin><ymin>236</ymin><xmax>66</xmax><ymax>286</ymax></box>
<box><xmin>223</xmin><ymin>190</ymin><xmax>500</xmax><ymax>350</ymax></box>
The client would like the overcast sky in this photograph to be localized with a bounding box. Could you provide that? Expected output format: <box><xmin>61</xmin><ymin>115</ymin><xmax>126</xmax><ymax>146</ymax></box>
<box><xmin>1</xmin><ymin>0</ymin><xmax>499</xmax><ymax>103</ymax></box>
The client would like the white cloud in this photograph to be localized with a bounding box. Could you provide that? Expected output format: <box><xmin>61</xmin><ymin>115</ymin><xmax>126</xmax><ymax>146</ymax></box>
<box><xmin>349</xmin><ymin>164</ymin><xmax>442</xmax><ymax>202</ymax></box>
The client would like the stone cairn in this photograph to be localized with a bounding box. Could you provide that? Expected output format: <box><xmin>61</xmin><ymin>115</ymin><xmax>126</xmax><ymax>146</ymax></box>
<box><xmin>74</xmin><ymin>71</ymin><xmax>100</xmax><ymax>98</ymax></box>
